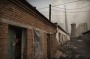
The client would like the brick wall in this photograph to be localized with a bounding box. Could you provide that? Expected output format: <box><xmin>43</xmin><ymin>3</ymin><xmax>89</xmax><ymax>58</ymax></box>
<box><xmin>27</xmin><ymin>29</ymin><xmax>33</xmax><ymax>59</ymax></box>
<box><xmin>0</xmin><ymin>0</ymin><xmax>57</xmax><ymax>59</ymax></box>
<box><xmin>50</xmin><ymin>34</ymin><xmax>59</xmax><ymax>58</ymax></box>
<box><xmin>42</xmin><ymin>32</ymin><xmax>48</xmax><ymax>59</ymax></box>
<box><xmin>0</xmin><ymin>22</ymin><xmax>8</xmax><ymax>59</ymax></box>
<box><xmin>0</xmin><ymin>0</ymin><xmax>56</xmax><ymax>33</ymax></box>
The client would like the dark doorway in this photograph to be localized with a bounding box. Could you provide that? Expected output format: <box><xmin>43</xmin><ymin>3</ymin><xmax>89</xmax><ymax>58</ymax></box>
<box><xmin>47</xmin><ymin>34</ymin><xmax>51</xmax><ymax>59</ymax></box>
<box><xmin>15</xmin><ymin>28</ymin><xmax>22</xmax><ymax>59</ymax></box>
<box><xmin>8</xmin><ymin>25</ymin><xmax>27</xmax><ymax>59</ymax></box>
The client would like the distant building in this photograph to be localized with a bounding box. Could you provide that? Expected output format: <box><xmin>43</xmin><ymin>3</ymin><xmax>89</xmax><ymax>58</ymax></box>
<box><xmin>71</xmin><ymin>23</ymin><xmax>76</xmax><ymax>38</ymax></box>
<box><xmin>76</xmin><ymin>23</ymin><xmax>88</xmax><ymax>37</ymax></box>
<box><xmin>54</xmin><ymin>23</ymin><xmax>70</xmax><ymax>45</ymax></box>
<box><xmin>53</xmin><ymin>23</ymin><xmax>70</xmax><ymax>59</ymax></box>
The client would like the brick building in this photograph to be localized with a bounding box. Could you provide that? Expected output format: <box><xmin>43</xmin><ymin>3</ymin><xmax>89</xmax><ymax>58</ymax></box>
<box><xmin>0</xmin><ymin>0</ymin><xmax>58</xmax><ymax>59</ymax></box>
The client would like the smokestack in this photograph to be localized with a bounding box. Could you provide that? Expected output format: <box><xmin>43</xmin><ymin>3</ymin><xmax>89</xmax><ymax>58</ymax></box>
<box><xmin>49</xmin><ymin>4</ymin><xmax>51</xmax><ymax>21</ymax></box>
<box><xmin>71</xmin><ymin>23</ymin><xmax>76</xmax><ymax>38</ymax></box>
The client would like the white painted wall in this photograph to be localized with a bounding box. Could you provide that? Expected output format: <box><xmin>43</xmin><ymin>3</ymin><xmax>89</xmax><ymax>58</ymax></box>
<box><xmin>56</xmin><ymin>27</ymin><xmax>70</xmax><ymax>44</ymax></box>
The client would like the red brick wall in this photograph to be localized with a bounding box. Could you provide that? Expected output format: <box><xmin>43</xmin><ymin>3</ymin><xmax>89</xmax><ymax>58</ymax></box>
<box><xmin>0</xmin><ymin>22</ymin><xmax>8</xmax><ymax>59</ymax></box>
<box><xmin>42</xmin><ymin>32</ymin><xmax>48</xmax><ymax>59</ymax></box>
<box><xmin>0</xmin><ymin>23</ymin><xmax>57</xmax><ymax>59</ymax></box>
<box><xmin>50</xmin><ymin>34</ymin><xmax>59</xmax><ymax>58</ymax></box>
<box><xmin>0</xmin><ymin>1</ymin><xmax>57</xmax><ymax>59</ymax></box>
<box><xmin>26</xmin><ymin>30</ymin><xmax>56</xmax><ymax>59</ymax></box>
<box><xmin>0</xmin><ymin>1</ymin><xmax>56</xmax><ymax>33</ymax></box>
<box><xmin>27</xmin><ymin>29</ymin><xmax>33</xmax><ymax>59</ymax></box>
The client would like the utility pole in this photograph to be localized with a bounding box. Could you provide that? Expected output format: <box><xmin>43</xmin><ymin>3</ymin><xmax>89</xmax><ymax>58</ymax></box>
<box><xmin>64</xmin><ymin>5</ymin><xmax>68</xmax><ymax>33</ymax></box>
<box><xmin>49</xmin><ymin>4</ymin><xmax>51</xmax><ymax>21</ymax></box>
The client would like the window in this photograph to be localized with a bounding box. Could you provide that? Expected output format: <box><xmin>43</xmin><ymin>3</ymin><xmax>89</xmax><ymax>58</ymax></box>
<box><xmin>58</xmin><ymin>33</ymin><xmax>61</xmax><ymax>42</ymax></box>
<box><xmin>33</xmin><ymin>29</ymin><xmax>42</xmax><ymax>59</ymax></box>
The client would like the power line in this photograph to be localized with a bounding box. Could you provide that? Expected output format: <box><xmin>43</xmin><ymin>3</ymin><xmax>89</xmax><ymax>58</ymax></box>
<box><xmin>51</xmin><ymin>12</ymin><xmax>90</xmax><ymax>15</ymax></box>
<box><xmin>52</xmin><ymin>4</ymin><xmax>90</xmax><ymax>10</ymax></box>
<box><xmin>38</xmin><ymin>4</ymin><xmax>90</xmax><ymax>10</ymax></box>
<box><xmin>38</xmin><ymin>0</ymin><xmax>90</xmax><ymax>10</ymax></box>
<box><xmin>42</xmin><ymin>11</ymin><xmax>48</xmax><ymax>13</ymax></box>
<box><xmin>38</xmin><ymin>0</ymin><xmax>79</xmax><ymax>10</ymax></box>
<box><xmin>41</xmin><ymin>9</ymin><xmax>90</xmax><ymax>13</ymax></box>
<box><xmin>52</xmin><ymin>9</ymin><xmax>65</xmax><ymax>12</ymax></box>
<box><xmin>52</xmin><ymin>0</ymin><xmax>80</xmax><ymax>7</ymax></box>
<box><xmin>52</xmin><ymin>9</ymin><xmax>90</xmax><ymax>13</ymax></box>
<box><xmin>38</xmin><ymin>7</ymin><xmax>49</xmax><ymax>10</ymax></box>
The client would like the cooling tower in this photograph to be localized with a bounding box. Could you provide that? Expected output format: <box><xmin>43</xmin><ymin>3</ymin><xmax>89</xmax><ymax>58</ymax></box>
<box><xmin>71</xmin><ymin>23</ymin><xmax>76</xmax><ymax>38</ymax></box>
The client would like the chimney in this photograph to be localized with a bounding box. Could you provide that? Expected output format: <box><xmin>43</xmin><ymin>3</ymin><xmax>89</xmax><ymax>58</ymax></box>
<box><xmin>71</xmin><ymin>23</ymin><xmax>76</xmax><ymax>38</ymax></box>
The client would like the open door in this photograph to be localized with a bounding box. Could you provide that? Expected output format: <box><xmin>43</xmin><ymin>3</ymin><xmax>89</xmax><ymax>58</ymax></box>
<box><xmin>8</xmin><ymin>27</ymin><xmax>16</xmax><ymax>59</ymax></box>
<box><xmin>47</xmin><ymin>34</ymin><xmax>51</xmax><ymax>59</ymax></box>
<box><xmin>21</xmin><ymin>29</ymin><xmax>27</xmax><ymax>59</ymax></box>
<box><xmin>15</xmin><ymin>28</ymin><xmax>22</xmax><ymax>59</ymax></box>
<box><xmin>8</xmin><ymin>26</ymin><xmax>27</xmax><ymax>59</ymax></box>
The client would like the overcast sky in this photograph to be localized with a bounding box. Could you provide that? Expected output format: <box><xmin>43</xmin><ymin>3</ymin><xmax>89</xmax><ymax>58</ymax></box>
<box><xmin>26</xmin><ymin>0</ymin><xmax>90</xmax><ymax>33</ymax></box>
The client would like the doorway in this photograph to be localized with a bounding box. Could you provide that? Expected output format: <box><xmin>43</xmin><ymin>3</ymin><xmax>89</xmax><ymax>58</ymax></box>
<box><xmin>8</xmin><ymin>25</ymin><xmax>27</xmax><ymax>59</ymax></box>
<box><xmin>15</xmin><ymin>27</ymin><xmax>22</xmax><ymax>59</ymax></box>
<box><xmin>47</xmin><ymin>34</ymin><xmax>51</xmax><ymax>59</ymax></box>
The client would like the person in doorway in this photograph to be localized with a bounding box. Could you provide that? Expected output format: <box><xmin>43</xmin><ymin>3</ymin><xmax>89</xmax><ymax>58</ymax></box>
<box><xmin>13</xmin><ymin>37</ymin><xmax>20</xmax><ymax>46</ymax></box>
<box><xmin>13</xmin><ymin>37</ymin><xmax>21</xmax><ymax>59</ymax></box>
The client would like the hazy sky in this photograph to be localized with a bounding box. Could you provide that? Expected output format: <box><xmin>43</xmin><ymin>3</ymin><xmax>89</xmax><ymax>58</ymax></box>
<box><xmin>26</xmin><ymin>0</ymin><xmax>90</xmax><ymax>33</ymax></box>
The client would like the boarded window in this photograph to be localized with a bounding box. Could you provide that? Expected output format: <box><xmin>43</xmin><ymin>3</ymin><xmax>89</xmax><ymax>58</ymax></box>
<box><xmin>33</xmin><ymin>30</ymin><xmax>42</xmax><ymax>59</ymax></box>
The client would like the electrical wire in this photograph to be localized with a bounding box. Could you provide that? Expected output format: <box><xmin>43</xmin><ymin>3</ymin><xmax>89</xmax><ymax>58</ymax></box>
<box><xmin>38</xmin><ymin>0</ymin><xmax>90</xmax><ymax>10</ymax></box>
<box><xmin>52</xmin><ymin>4</ymin><xmax>90</xmax><ymax>10</ymax></box>
<box><xmin>52</xmin><ymin>0</ymin><xmax>80</xmax><ymax>7</ymax></box>
<box><xmin>41</xmin><ymin>9</ymin><xmax>90</xmax><ymax>13</ymax></box>
<box><xmin>38</xmin><ymin>4</ymin><xmax>90</xmax><ymax>11</ymax></box>
<box><xmin>38</xmin><ymin>0</ymin><xmax>80</xmax><ymax>10</ymax></box>
<box><xmin>38</xmin><ymin>7</ymin><xmax>49</xmax><ymax>10</ymax></box>
<box><xmin>52</xmin><ymin>9</ymin><xmax>90</xmax><ymax>13</ymax></box>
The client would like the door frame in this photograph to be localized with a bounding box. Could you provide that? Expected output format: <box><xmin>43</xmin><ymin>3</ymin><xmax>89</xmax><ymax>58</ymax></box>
<box><xmin>7</xmin><ymin>25</ymin><xmax>27</xmax><ymax>59</ymax></box>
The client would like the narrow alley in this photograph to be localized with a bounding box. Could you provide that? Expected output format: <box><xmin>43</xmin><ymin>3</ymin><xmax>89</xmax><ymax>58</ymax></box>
<box><xmin>0</xmin><ymin>0</ymin><xmax>90</xmax><ymax>59</ymax></box>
